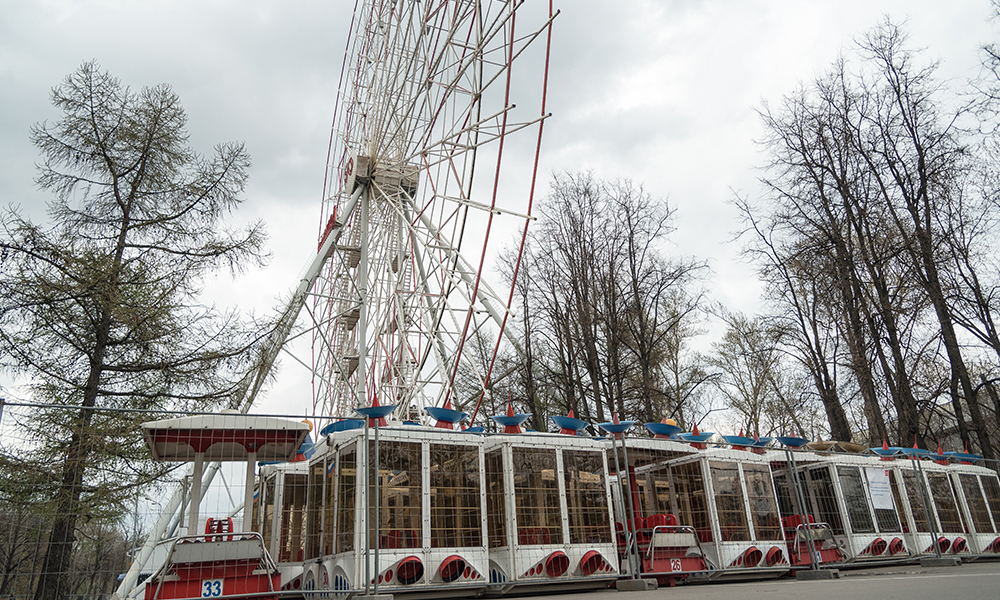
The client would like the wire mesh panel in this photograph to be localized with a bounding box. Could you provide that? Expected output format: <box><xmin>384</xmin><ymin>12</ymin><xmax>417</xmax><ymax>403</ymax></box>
<box><xmin>743</xmin><ymin>463</ymin><xmax>781</xmax><ymax>541</ymax></box>
<box><xmin>0</xmin><ymin>495</ymin><xmax>54</xmax><ymax>598</ymax></box>
<box><xmin>485</xmin><ymin>449</ymin><xmax>507</xmax><ymax>549</ymax></box>
<box><xmin>0</xmin><ymin>403</ymin><xmax>172</xmax><ymax>599</ymax></box>
<box><xmin>323</xmin><ymin>457</ymin><xmax>336</xmax><ymax>556</ymax></box>
<box><xmin>250</xmin><ymin>480</ymin><xmax>262</xmax><ymax>532</ymax></box>
<box><xmin>959</xmin><ymin>474</ymin><xmax>994</xmax><ymax>534</ymax></box>
<box><xmin>772</xmin><ymin>470</ymin><xmax>795</xmax><ymax>517</ymax></box>
<box><xmin>262</xmin><ymin>475</ymin><xmax>277</xmax><ymax>550</ymax></box>
<box><xmin>279</xmin><ymin>473</ymin><xmax>308</xmax><ymax>561</ymax></box>
<box><xmin>370</xmin><ymin>440</ymin><xmax>422</xmax><ymax>549</ymax></box>
<box><xmin>306</xmin><ymin>460</ymin><xmax>326</xmax><ymax>559</ymax></box>
<box><xmin>837</xmin><ymin>466</ymin><xmax>875</xmax><ymax>534</ymax></box>
<box><xmin>671</xmin><ymin>461</ymin><xmax>712</xmax><ymax>541</ymax></box>
<box><xmin>926</xmin><ymin>472</ymin><xmax>964</xmax><ymax>534</ymax></box>
<box><xmin>889</xmin><ymin>470</ymin><xmax>912</xmax><ymax>533</ymax></box>
<box><xmin>709</xmin><ymin>461</ymin><xmax>749</xmax><ymax>542</ymax></box>
<box><xmin>335</xmin><ymin>447</ymin><xmax>357</xmax><ymax>553</ymax></box>
<box><xmin>899</xmin><ymin>470</ymin><xmax>931</xmax><ymax>532</ymax></box>
<box><xmin>511</xmin><ymin>447</ymin><xmax>563</xmax><ymax>545</ymax></box>
<box><xmin>429</xmin><ymin>443</ymin><xmax>482</xmax><ymax>548</ymax></box>
<box><xmin>866</xmin><ymin>467</ymin><xmax>902</xmax><ymax>534</ymax></box>
<box><xmin>804</xmin><ymin>467</ymin><xmax>844</xmax><ymax>534</ymax></box>
<box><xmin>981</xmin><ymin>475</ymin><xmax>1000</xmax><ymax>529</ymax></box>
<box><xmin>638</xmin><ymin>463</ymin><xmax>672</xmax><ymax>517</ymax></box>
<box><xmin>563</xmin><ymin>450</ymin><xmax>612</xmax><ymax>544</ymax></box>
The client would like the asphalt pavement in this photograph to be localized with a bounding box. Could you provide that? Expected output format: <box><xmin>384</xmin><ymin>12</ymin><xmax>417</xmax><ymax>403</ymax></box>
<box><xmin>517</xmin><ymin>560</ymin><xmax>1000</xmax><ymax>600</ymax></box>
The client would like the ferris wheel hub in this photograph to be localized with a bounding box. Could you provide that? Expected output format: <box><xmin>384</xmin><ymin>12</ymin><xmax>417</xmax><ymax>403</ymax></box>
<box><xmin>345</xmin><ymin>151</ymin><xmax>420</xmax><ymax>198</ymax></box>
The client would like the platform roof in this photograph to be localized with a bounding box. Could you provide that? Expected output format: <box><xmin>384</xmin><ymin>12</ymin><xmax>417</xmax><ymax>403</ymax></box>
<box><xmin>141</xmin><ymin>413</ymin><xmax>310</xmax><ymax>462</ymax></box>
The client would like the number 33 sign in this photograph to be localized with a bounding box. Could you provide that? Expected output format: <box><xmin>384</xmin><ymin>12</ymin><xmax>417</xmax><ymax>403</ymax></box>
<box><xmin>201</xmin><ymin>579</ymin><xmax>224</xmax><ymax>597</ymax></box>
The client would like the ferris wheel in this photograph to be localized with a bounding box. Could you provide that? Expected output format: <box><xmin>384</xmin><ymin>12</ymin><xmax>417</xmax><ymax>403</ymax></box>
<box><xmin>114</xmin><ymin>5</ymin><xmax>554</xmax><ymax>594</ymax></box>
<box><xmin>307</xmin><ymin>0</ymin><xmax>555</xmax><ymax>425</ymax></box>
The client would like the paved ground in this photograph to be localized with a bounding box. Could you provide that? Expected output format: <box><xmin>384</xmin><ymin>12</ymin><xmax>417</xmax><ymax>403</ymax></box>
<box><xmin>522</xmin><ymin>560</ymin><xmax>1000</xmax><ymax>600</ymax></box>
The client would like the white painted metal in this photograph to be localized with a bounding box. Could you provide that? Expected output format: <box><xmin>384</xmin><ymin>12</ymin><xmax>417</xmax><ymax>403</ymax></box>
<box><xmin>309</xmin><ymin>0</ymin><xmax>554</xmax><ymax>425</ymax></box>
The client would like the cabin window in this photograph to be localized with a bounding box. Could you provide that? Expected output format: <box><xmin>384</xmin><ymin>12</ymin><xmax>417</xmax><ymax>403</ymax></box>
<box><xmin>372</xmin><ymin>441</ymin><xmax>422</xmax><ymax>549</ymax></box>
<box><xmin>250</xmin><ymin>481</ymin><xmax>261</xmax><ymax>533</ymax></box>
<box><xmin>710</xmin><ymin>461</ymin><xmax>750</xmax><ymax>541</ymax></box>
<box><xmin>888</xmin><ymin>470</ymin><xmax>909</xmax><ymax>532</ymax></box>
<box><xmin>873</xmin><ymin>503</ymin><xmax>901</xmax><ymax>533</ymax></box>
<box><xmin>280</xmin><ymin>473</ymin><xmax>308</xmax><ymax>561</ymax></box>
<box><xmin>323</xmin><ymin>457</ymin><xmax>336</xmax><ymax>555</ymax></box>
<box><xmin>511</xmin><ymin>447</ymin><xmax>563</xmax><ymax>545</ymax></box>
<box><xmin>981</xmin><ymin>475</ymin><xmax>1000</xmax><ymax>530</ymax></box>
<box><xmin>959</xmin><ymin>474</ymin><xmax>994</xmax><ymax>534</ymax></box>
<box><xmin>837</xmin><ymin>467</ymin><xmax>875</xmax><ymax>534</ymax></box>
<box><xmin>805</xmin><ymin>467</ymin><xmax>844</xmax><ymax>534</ymax></box>
<box><xmin>900</xmin><ymin>470</ymin><xmax>930</xmax><ymax>533</ymax></box>
<box><xmin>262</xmin><ymin>475</ymin><xmax>276</xmax><ymax>551</ymax></box>
<box><xmin>926</xmin><ymin>472</ymin><xmax>964</xmax><ymax>533</ymax></box>
<box><xmin>639</xmin><ymin>464</ymin><xmax>672</xmax><ymax>517</ymax></box>
<box><xmin>864</xmin><ymin>467</ymin><xmax>902</xmax><ymax>533</ymax></box>
<box><xmin>430</xmin><ymin>444</ymin><xmax>482</xmax><ymax>548</ymax></box>
<box><xmin>306</xmin><ymin>460</ymin><xmax>326</xmax><ymax>559</ymax></box>
<box><xmin>485</xmin><ymin>449</ymin><xmax>507</xmax><ymax>548</ymax></box>
<box><xmin>671</xmin><ymin>461</ymin><xmax>712</xmax><ymax>541</ymax></box>
<box><xmin>743</xmin><ymin>463</ymin><xmax>781</xmax><ymax>541</ymax></box>
<box><xmin>772</xmin><ymin>471</ymin><xmax>795</xmax><ymax>517</ymax></box>
<box><xmin>335</xmin><ymin>448</ymin><xmax>356</xmax><ymax>553</ymax></box>
<box><xmin>563</xmin><ymin>450</ymin><xmax>612</xmax><ymax>544</ymax></box>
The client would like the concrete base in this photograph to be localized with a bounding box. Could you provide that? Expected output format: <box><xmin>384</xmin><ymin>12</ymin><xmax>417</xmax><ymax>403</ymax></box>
<box><xmin>616</xmin><ymin>578</ymin><xmax>658</xmax><ymax>591</ymax></box>
<box><xmin>920</xmin><ymin>556</ymin><xmax>962</xmax><ymax>567</ymax></box>
<box><xmin>354</xmin><ymin>595</ymin><xmax>394</xmax><ymax>600</ymax></box>
<box><xmin>796</xmin><ymin>569</ymin><xmax>840</xmax><ymax>580</ymax></box>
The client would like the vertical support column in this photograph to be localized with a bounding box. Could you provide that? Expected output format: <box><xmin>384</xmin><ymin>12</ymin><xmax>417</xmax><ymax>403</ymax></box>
<box><xmin>373</xmin><ymin>423</ymin><xmax>381</xmax><ymax>595</ymax></box>
<box><xmin>359</xmin><ymin>185</ymin><xmax>372</xmax><ymax>595</ymax></box>
<box><xmin>188</xmin><ymin>452</ymin><xmax>205</xmax><ymax>536</ymax></box>
<box><xmin>363</xmin><ymin>425</ymin><xmax>371</xmax><ymax>595</ymax></box>
<box><xmin>619</xmin><ymin>440</ymin><xmax>642</xmax><ymax>580</ymax></box>
<box><xmin>358</xmin><ymin>185</ymin><xmax>369</xmax><ymax>430</ymax></box>
<box><xmin>555</xmin><ymin>449</ymin><xmax>570</xmax><ymax>545</ymax></box>
<box><xmin>785</xmin><ymin>448</ymin><xmax>818</xmax><ymax>569</ymax></box>
<box><xmin>913</xmin><ymin>456</ymin><xmax>941</xmax><ymax>557</ymax></box>
<box><xmin>244</xmin><ymin>452</ymin><xmax>257</xmax><ymax>532</ymax></box>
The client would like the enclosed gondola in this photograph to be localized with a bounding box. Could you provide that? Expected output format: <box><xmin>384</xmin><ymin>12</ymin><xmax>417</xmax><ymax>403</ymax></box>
<box><xmin>607</xmin><ymin>436</ymin><xmax>792</xmax><ymax>583</ymax></box>
<box><xmin>481</xmin><ymin>430</ymin><xmax>620</xmax><ymax>594</ymax></box>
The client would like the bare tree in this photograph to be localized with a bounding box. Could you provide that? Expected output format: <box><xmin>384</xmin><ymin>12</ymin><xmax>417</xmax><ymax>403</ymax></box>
<box><xmin>736</xmin><ymin>200</ymin><xmax>854</xmax><ymax>441</ymax></box>
<box><xmin>500</xmin><ymin>172</ymin><xmax>708</xmax><ymax>427</ymax></box>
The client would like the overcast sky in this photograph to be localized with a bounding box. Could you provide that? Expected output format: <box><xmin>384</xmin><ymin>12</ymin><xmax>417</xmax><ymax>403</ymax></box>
<box><xmin>2</xmin><ymin>1</ymin><xmax>997</xmax><ymax>420</ymax></box>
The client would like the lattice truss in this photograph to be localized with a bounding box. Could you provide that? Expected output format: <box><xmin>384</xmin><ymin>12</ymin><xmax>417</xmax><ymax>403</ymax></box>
<box><xmin>298</xmin><ymin>0</ymin><xmax>553</xmax><ymax>423</ymax></box>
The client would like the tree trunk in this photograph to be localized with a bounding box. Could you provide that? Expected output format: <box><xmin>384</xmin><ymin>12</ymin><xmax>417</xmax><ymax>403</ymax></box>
<box><xmin>35</xmin><ymin>401</ymin><xmax>97</xmax><ymax>600</ymax></box>
<box><xmin>838</xmin><ymin>261</ymin><xmax>887</xmax><ymax>444</ymax></box>
<box><xmin>916</xmin><ymin>226</ymin><xmax>993</xmax><ymax>457</ymax></box>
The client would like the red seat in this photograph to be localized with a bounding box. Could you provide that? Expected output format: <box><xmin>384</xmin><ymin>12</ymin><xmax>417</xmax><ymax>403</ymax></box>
<box><xmin>781</xmin><ymin>515</ymin><xmax>805</xmax><ymax>528</ymax></box>
<box><xmin>518</xmin><ymin>528</ymin><xmax>538</xmax><ymax>545</ymax></box>
<box><xmin>646</xmin><ymin>514</ymin><xmax>678</xmax><ymax>527</ymax></box>
<box><xmin>537</xmin><ymin>527</ymin><xmax>551</xmax><ymax>544</ymax></box>
<box><xmin>383</xmin><ymin>529</ymin><xmax>418</xmax><ymax>549</ymax></box>
<box><xmin>383</xmin><ymin>530</ymin><xmax>404</xmax><ymax>548</ymax></box>
<box><xmin>781</xmin><ymin>514</ymin><xmax>814</xmax><ymax>538</ymax></box>
<box><xmin>626</xmin><ymin>517</ymin><xmax>646</xmax><ymax>532</ymax></box>
<box><xmin>204</xmin><ymin>517</ymin><xmax>234</xmax><ymax>541</ymax></box>
<box><xmin>646</xmin><ymin>514</ymin><xmax>667</xmax><ymax>528</ymax></box>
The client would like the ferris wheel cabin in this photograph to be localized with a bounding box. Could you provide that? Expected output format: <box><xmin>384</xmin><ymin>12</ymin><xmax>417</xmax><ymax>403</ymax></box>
<box><xmin>609</xmin><ymin>436</ymin><xmax>794</xmax><ymax>584</ymax></box>
<box><xmin>481</xmin><ymin>431</ymin><xmax>620</xmax><ymax>594</ymax></box>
